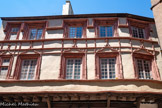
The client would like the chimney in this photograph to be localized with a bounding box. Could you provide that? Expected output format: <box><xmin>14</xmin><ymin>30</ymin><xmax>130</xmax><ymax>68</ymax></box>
<box><xmin>62</xmin><ymin>0</ymin><xmax>74</xmax><ymax>15</ymax></box>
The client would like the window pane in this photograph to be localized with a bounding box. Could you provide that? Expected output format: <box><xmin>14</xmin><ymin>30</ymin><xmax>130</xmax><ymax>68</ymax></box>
<box><xmin>138</xmin><ymin>28</ymin><xmax>144</xmax><ymax>39</ymax></box>
<box><xmin>100</xmin><ymin>26</ymin><xmax>113</xmax><ymax>37</ymax></box>
<box><xmin>100</xmin><ymin>27</ymin><xmax>106</xmax><ymax>37</ymax></box>
<box><xmin>69</xmin><ymin>27</ymin><xmax>83</xmax><ymax>38</ymax></box>
<box><xmin>106</xmin><ymin>26</ymin><xmax>113</xmax><ymax>37</ymax></box>
<box><xmin>109</xmin><ymin>58</ymin><xmax>116</xmax><ymax>79</ymax></box>
<box><xmin>37</xmin><ymin>29</ymin><xmax>43</xmax><ymax>39</ymax></box>
<box><xmin>143</xmin><ymin>60</ymin><xmax>151</xmax><ymax>79</ymax></box>
<box><xmin>20</xmin><ymin>59</ymin><xmax>37</xmax><ymax>80</ymax></box>
<box><xmin>29</xmin><ymin>29</ymin><xmax>37</xmax><ymax>40</ymax></box>
<box><xmin>132</xmin><ymin>27</ymin><xmax>138</xmax><ymax>38</ymax></box>
<box><xmin>76</xmin><ymin>27</ymin><xmax>83</xmax><ymax>38</ymax></box>
<box><xmin>66</xmin><ymin>59</ymin><xmax>73</xmax><ymax>79</ymax></box>
<box><xmin>0</xmin><ymin>67</ymin><xmax>8</xmax><ymax>79</ymax></box>
<box><xmin>74</xmin><ymin>59</ymin><xmax>81</xmax><ymax>79</ymax></box>
<box><xmin>100</xmin><ymin>59</ymin><xmax>108</xmax><ymax>79</ymax></box>
<box><xmin>28</xmin><ymin>60</ymin><xmax>37</xmax><ymax>80</ymax></box>
<box><xmin>100</xmin><ymin>58</ymin><xmax>116</xmax><ymax>79</ymax></box>
<box><xmin>137</xmin><ymin>59</ymin><xmax>144</xmax><ymax>79</ymax></box>
<box><xmin>69</xmin><ymin>27</ymin><xmax>76</xmax><ymax>38</ymax></box>
<box><xmin>2</xmin><ymin>59</ymin><xmax>10</xmax><ymax>66</ymax></box>
<box><xmin>66</xmin><ymin>59</ymin><xmax>81</xmax><ymax>79</ymax></box>
<box><xmin>137</xmin><ymin>59</ymin><xmax>151</xmax><ymax>79</ymax></box>
<box><xmin>11</xmin><ymin>28</ymin><xmax>19</xmax><ymax>32</ymax></box>
<box><xmin>132</xmin><ymin>27</ymin><xmax>145</xmax><ymax>39</ymax></box>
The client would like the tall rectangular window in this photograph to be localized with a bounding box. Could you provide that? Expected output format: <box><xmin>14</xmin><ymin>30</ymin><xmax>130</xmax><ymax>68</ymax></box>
<box><xmin>69</xmin><ymin>27</ymin><xmax>83</xmax><ymax>38</ymax></box>
<box><xmin>20</xmin><ymin>59</ymin><xmax>37</xmax><ymax>80</ymax></box>
<box><xmin>136</xmin><ymin>59</ymin><xmax>151</xmax><ymax>79</ymax></box>
<box><xmin>132</xmin><ymin>27</ymin><xmax>145</xmax><ymax>39</ymax></box>
<box><xmin>29</xmin><ymin>28</ymin><xmax>43</xmax><ymax>40</ymax></box>
<box><xmin>100</xmin><ymin>58</ymin><xmax>116</xmax><ymax>79</ymax></box>
<box><xmin>10</xmin><ymin>27</ymin><xmax>19</xmax><ymax>40</ymax></box>
<box><xmin>0</xmin><ymin>58</ymin><xmax>10</xmax><ymax>79</ymax></box>
<box><xmin>99</xmin><ymin>26</ymin><xmax>113</xmax><ymax>37</ymax></box>
<box><xmin>66</xmin><ymin>58</ymin><xmax>82</xmax><ymax>79</ymax></box>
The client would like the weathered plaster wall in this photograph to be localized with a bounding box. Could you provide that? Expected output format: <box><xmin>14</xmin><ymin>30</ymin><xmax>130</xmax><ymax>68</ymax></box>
<box><xmin>40</xmin><ymin>55</ymin><xmax>61</xmax><ymax>79</ymax></box>
<box><xmin>0</xmin><ymin>80</ymin><xmax>162</xmax><ymax>93</ymax></box>
<box><xmin>0</xmin><ymin>24</ymin><xmax>5</xmax><ymax>40</ymax></box>
<box><xmin>121</xmin><ymin>53</ymin><xmax>135</xmax><ymax>79</ymax></box>
<box><xmin>87</xmin><ymin>54</ymin><xmax>95</xmax><ymax>79</ymax></box>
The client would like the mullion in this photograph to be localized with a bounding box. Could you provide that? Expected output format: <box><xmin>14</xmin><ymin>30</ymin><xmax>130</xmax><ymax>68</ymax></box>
<box><xmin>107</xmin><ymin>59</ymin><xmax>109</xmax><ymax>79</ymax></box>
<box><xmin>35</xmin><ymin>29</ymin><xmax>38</xmax><ymax>40</ymax></box>
<box><xmin>26</xmin><ymin>60</ymin><xmax>31</xmax><ymax>80</ymax></box>
<box><xmin>72</xmin><ymin>59</ymin><xmax>75</xmax><ymax>79</ymax></box>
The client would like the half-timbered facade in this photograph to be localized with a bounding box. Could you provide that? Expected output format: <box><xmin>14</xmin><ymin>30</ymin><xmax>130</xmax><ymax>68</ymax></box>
<box><xmin>0</xmin><ymin>1</ymin><xmax>162</xmax><ymax>108</ymax></box>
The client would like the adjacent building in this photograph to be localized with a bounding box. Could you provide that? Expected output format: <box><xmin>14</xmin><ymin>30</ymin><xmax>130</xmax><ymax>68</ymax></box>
<box><xmin>0</xmin><ymin>1</ymin><xmax>162</xmax><ymax>108</ymax></box>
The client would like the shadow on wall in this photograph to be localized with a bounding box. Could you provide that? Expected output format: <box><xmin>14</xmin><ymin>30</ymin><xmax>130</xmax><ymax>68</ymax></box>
<box><xmin>47</xmin><ymin>30</ymin><xmax>63</xmax><ymax>35</ymax></box>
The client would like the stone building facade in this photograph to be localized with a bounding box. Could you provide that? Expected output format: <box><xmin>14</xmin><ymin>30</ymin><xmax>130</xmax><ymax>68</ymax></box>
<box><xmin>0</xmin><ymin>1</ymin><xmax>162</xmax><ymax>108</ymax></box>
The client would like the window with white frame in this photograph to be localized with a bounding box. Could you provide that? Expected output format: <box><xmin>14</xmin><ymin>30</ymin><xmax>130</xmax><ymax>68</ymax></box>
<box><xmin>0</xmin><ymin>58</ymin><xmax>10</xmax><ymax>79</ymax></box>
<box><xmin>66</xmin><ymin>58</ymin><xmax>82</xmax><ymax>79</ymax></box>
<box><xmin>20</xmin><ymin>59</ymin><xmax>37</xmax><ymax>80</ymax></box>
<box><xmin>69</xmin><ymin>27</ymin><xmax>83</xmax><ymax>38</ymax></box>
<box><xmin>136</xmin><ymin>59</ymin><xmax>151</xmax><ymax>79</ymax></box>
<box><xmin>100</xmin><ymin>58</ymin><xmax>116</xmax><ymax>79</ymax></box>
<box><xmin>10</xmin><ymin>27</ymin><xmax>19</xmax><ymax>40</ymax></box>
<box><xmin>132</xmin><ymin>26</ymin><xmax>145</xmax><ymax>39</ymax></box>
<box><xmin>29</xmin><ymin>28</ymin><xmax>43</xmax><ymax>40</ymax></box>
<box><xmin>99</xmin><ymin>26</ymin><xmax>113</xmax><ymax>37</ymax></box>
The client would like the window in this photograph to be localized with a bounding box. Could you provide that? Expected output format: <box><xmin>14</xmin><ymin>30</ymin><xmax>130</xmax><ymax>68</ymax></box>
<box><xmin>59</xmin><ymin>53</ymin><xmax>86</xmax><ymax>80</ymax></box>
<box><xmin>4</xmin><ymin>23</ymin><xmax>21</xmax><ymax>40</ymax></box>
<box><xmin>69</xmin><ymin>27</ymin><xmax>83</xmax><ymax>38</ymax></box>
<box><xmin>94</xmin><ymin>19</ymin><xmax>118</xmax><ymax>37</ymax></box>
<box><xmin>10</xmin><ymin>27</ymin><xmax>20</xmax><ymax>40</ymax></box>
<box><xmin>66</xmin><ymin>58</ymin><xmax>82</xmax><ymax>79</ymax></box>
<box><xmin>20</xmin><ymin>59</ymin><xmax>37</xmax><ymax>80</ymax></box>
<box><xmin>63</xmin><ymin>20</ymin><xmax>87</xmax><ymax>38</ymax></box>
<box><xmin>22</xmin><ymin>22</ymin><xmax>46</xmax><ymax>40</ymax></box>
<box><xmin>100</xmin><ymin>58</ymin><xmax>116</xmax><ymax>79</ymax></box>
<box><xmin>136</xmin><ymin>59</ymin><xmax>151</xmax><ymax>79</ymax></box>
<box><xmin>13</xmin><ymin>54</ymin><xmax>41</xmax><ymax>80</ymax></box>
<box><xmin>0</xmin><ymin>58</ymin><xmax>10</xmax><ymax>80</ymax></box>
<box><xmin>95</xmin><ymin>53</ymin><xmax>123</xmax><ymax>79</ymax></box>
<box><xmin>99</xmin><ymin>26</ymin><xmax>113</xmax><ymax>37</ymax></box>
<box><xmin>132</xmin><ymin>26</ymin><xmax>145</xmax><ymax>39</ymax></box>
<box><xmin>29</xmin><ymin>28</ymin><xmax>43</xmax><ymax>40</ymax></box>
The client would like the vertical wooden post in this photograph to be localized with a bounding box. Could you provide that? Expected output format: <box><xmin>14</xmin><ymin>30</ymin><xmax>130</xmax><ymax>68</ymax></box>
<box><xmin>46</xmin><ymin>97</ymin><xmax>51</xmax><ymax>108</ymax></box>
<box><xmin>136</xmin><ymin>98</ymin><xmax>141</xmax><ymax>108</ymax></box>
<box><xmin>107</xmin><ymin>97</ymin><xmax>111</xmax><ymax>108</ymax></box>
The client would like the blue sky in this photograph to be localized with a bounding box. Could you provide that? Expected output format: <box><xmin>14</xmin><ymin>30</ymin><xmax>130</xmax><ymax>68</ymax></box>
<box><xmin>0</xmin><ymin>0</ymin><xmax>153</xmax><ymax>26</ymax></box>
